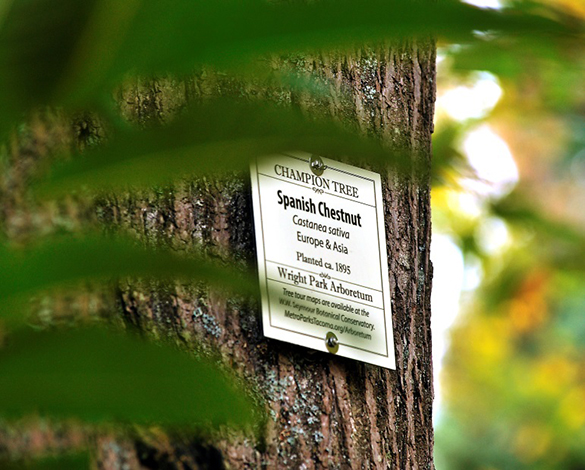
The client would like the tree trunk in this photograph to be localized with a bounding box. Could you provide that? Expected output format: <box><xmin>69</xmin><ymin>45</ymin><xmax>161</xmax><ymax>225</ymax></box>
<box><xmin>100</xmin><ymin>43</ymin><xmax>436</xmax><ymax>469</ymax></box>
<box><xmin>0</xmin><ymin>42</ymin><xmax>435</xmax><ymax>469</ymax></box>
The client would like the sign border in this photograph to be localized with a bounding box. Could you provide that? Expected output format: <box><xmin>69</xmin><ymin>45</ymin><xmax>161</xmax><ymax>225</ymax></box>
<box><xmin>251</xmin><ymin>151</ymin><xmax>396</xmax><ymax>369</ymax></box>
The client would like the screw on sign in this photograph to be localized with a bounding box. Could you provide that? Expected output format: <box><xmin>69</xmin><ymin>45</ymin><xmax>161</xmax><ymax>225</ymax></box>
<box><xmin>309</xmin><ymin>155</ymin><xmax>326</xmax><ymax>176</ymax></box>
<box><xmin>326</xmin><ymin>332</ymin><xmax>339</xmax><ymax>354</ymax></box>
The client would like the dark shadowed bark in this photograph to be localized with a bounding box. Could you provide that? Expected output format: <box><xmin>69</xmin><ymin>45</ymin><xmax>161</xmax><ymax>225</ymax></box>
<box><xmin>0</xmin><ymin>42</ymin><xmax>435</xmax><ymax>469</ymax></box>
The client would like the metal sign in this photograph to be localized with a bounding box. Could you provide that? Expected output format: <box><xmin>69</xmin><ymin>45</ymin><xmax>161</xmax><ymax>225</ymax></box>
<box><xmin>250</xmin><ymin>152</ymin><xmax>395</xmax><ymax>369</ymax></box>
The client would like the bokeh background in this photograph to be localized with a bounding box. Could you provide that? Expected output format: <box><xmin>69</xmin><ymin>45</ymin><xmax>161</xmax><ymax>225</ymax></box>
<box><xmin>431</xmin><ymin>1</ymin><xmax>585</xmax><ymax>469</ymax></box>
<box><xmin>0</xmin><ymin>0</ymin><xmax>583</xmax><ymax>467</ymax></box>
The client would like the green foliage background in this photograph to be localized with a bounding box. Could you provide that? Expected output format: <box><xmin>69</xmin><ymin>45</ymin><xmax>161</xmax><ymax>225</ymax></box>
<box><xmin>432</xmin><ymin>2</ymin><xmax>585</xmax><ymax>469</ymax></box>
<box><xmin>0</xmin><ymin>0</ymin><xmax>583</xmax><ymax>467</ymax></box>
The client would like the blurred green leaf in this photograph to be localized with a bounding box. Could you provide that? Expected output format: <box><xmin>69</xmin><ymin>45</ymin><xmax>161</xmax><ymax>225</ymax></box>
<box><xmin>0</xmin><ymin>0</ymin><xmax>98</xmax><ymax>133</ymax></box>
<box><xmin>491</xmin><ymin>196</ymin><xmax>585</xmax><ymax>245</ymax></box>
<box><xmin>111</xmin><ymin>0</ymin><xmax>570</xmax><ymax>75</ymax></box>
<box><xmin>1</xmin><ymin>0</ymin><xmax>579</xmax><ymax>134</ymax></box>
<box><xmin>431</xmin><ymin>121</ymin><xmax>470</xmax><ymax>186</ymax></box>
<box><xmin>450</xmin><ymin>37</ymin><xmax>585</xmax><ymax>104</ymax></box>
<box><xmin>35</xmin><ymin>99</ymin><xmax>411</xmax><ymax>195</ymax></box>
<box><xmin>0</xmin><ymin>453</ymin><xmax>89</xmax><ymax>470</ymax></box>
<box><xmin>0</xmin><ymin>234</ymin><xmax>256</xmax><ymax>322</ymax></box>
<box><xmin>0</xmin><ymin>327</ymin><xmax>259</xmax><ymax>427</ymax></box>
<box><xmin>491</xmin><ymin>197</ymin><xmax>585</xmax><ymax>271</ymax></box>
<box><xmin>450</xmin><ymin>40</ymin><xmax>528</xmax><ymax>78</ymax></box>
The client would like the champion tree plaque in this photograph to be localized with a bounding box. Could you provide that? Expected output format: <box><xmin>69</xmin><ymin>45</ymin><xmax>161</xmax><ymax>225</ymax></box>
<box><xmin>250</xmin><ymin>152</ymin><xmax>396</xmax><ymax>369</ymax></box>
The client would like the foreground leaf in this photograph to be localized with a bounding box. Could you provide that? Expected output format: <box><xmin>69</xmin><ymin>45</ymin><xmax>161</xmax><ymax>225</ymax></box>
<box><xmin>0</xmin><ymin>328</ymin><xmax>258</xmax><ymax>427</ymax></box>
<box><xmin>0</xmin><ymin>453</ymin><xmax>89</xmax><ymax>470</ymax></box>
<box><xmin>1</xmin><ymin>0</ymin><xmax>578</xmax><ymax>134</ymax></box>
<box><xmin>112</xmin><ymin>0</ymin><xmax>572</xmax><ymax>75</ymax></box>
<box><xmin>0</xmin><ymin>0</ymin><xmax>98</xmax><ymax>133</ymax></box>
<box><xmin>0</xmin><ymin>234</ymin><xmax>256</xmax><ymax>321</ymax></box>
<box><xmin>36</xmin><ymin>100</ymin><xmax>410</xmax><ymax>196</ymax></box>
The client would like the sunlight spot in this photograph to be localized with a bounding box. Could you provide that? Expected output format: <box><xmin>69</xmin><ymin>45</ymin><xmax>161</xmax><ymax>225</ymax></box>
<box><xmin>463</xmin><ymin>255</ymin><xmax>483</xmax><ymax>291</ymax></box>
<box><xmin>431</xmin><ymin>235</ymin><xmax>464</xmax><ymax>419</ymax></box>
<box><xmin>463</xmin><ymin>0</ymin><xmax>503</xmax><ymax>9</ymax></box>
<box><xmin>478</xmin><ymin>217</ymin><xmax>510</xmax><ymax>254</ymax></box>
<box><xmin>439</xmin><ymin>72</ymin><xmax>503</xmax><ymax>121</ymax></box>
<box><xmin>456</xmin><ymin>191</ymin><xmax>483</xmax><ymax>218</ymax></box>
<box><xmin>463</xmin><ymin>125</ymin><xmax>519</xmax><ymax>196</ymax></box>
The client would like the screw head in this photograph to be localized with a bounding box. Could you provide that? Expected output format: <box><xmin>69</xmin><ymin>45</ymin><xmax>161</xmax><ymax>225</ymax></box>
<box><xmin>309</xmin><ymin>155</ymin><xmax>325</xmax><ymax>176</ymax></box>
<box><xmin>325</xmin><ymin>332</ymin><xmax>339</xmax><ymax>354</ymax></box>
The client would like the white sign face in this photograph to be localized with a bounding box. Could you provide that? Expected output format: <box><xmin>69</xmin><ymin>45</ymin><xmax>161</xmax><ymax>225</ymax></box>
<box><xmin>250</xmin><ymin>152</ymin><xmax>395</xmax><ymax>369</ymax></box>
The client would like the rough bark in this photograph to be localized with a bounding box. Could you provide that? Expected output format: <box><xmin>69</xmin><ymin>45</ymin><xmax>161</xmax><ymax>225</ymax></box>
<box><xmin>101</xmin><ymin>43</ymin><xmax>436</xmax><ymax>469</ymax></box>
<box><xmin>0</xmin><ymin>42</ymin><xmax>435</xmax><ymax>469</ymax></box>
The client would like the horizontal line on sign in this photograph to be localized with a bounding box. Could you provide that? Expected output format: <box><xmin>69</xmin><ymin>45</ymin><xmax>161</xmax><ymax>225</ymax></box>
<box><xmin>284</xmin><ymin>153</ymin><xmax>377</xmax><ymax>185</ymax></box>
<box><xmin>336</xmin><ymin>341</ymin><xmax>389</xmax><ymax>357</ymax></box>
<box><xmin>257</xmin><ymin>172</ymin><xmax>376</xmax><ymax>208</ymax></box>
<box><xmin>269</xmin><ymin>325</ymin><xmax>323</xmax><ymax>342</ymax></box>
<box><xmin>268</xmin><ymin>325</ymin><xmax>389</xmax><ymax>358</ymax></box>
<box><xmin>266</xmin><ymin>259</ymin><xmax>382</xmax><ymax>293</ymax></box>
<box><xmin>267</xmin><ymin>277</ymin><xmax>383</xmax><ymax>310</ymax></box>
